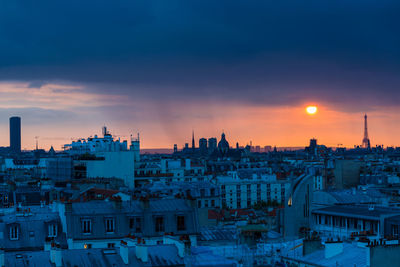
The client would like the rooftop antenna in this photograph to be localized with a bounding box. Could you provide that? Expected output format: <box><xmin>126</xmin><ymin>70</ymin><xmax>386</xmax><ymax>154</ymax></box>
<box><xmin>35</xmin><ymin>136</ymin><xmax>39</xmax><ymax>150</ymax></box>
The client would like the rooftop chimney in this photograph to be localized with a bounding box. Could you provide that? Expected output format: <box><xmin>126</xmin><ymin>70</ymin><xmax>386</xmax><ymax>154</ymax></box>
<box><xmin>120</xmin><ymin>241</ymin><xmax>129</xmax><ymax>264</ymax></box>
<box><xmin>136</xmin><ymin>244</ymin><xmax>148</xmax><ymax>263</ymax></box>
<box><xmin>163</xmin><ymin>236</ymin><xmax>186</xmax><ymax>258</ymax></box>
<box><xmin>55</xmin><ymin>247</ymin><xmax>62</xmax><ymax>267</ymax></box>
<box><xmin>0</xmin><ymin>249</ymin><xmax>4</xmax><ymax>267</ymax></box>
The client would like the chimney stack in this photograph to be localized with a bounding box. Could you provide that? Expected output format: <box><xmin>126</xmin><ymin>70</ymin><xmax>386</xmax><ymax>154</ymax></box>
<box><xmin>136</xmin><ymin>244</ymin><xmax>148</xmax><ymax>263</ymax></box>
<box><xmin>0</xmin><ymin>249</ymin><xmax>4</xmax><ymax>267</ymax></box>
<box><xmin>55</xmin><ymin>246</ymin><xmax>62</xmax><ymax>267</ymax></box>
<box><xmin>120</xmin><ymin>240</ymin><xmax>129</xmax><ymax>264</ymax></box>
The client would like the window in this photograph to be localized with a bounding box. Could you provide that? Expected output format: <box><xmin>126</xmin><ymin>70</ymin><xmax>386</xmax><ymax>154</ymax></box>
<box><xmin>129</xmin><ymin>218</ymin><xmax>135</xmax><ymax>229</ymax></box>
<box><xmin>10</xmin><ymin>225</ymin><xmax>19</xmax><ymax>240</ymax></box>
<box><xmin>392</xmin><ymin>225</ymin><xmax>399</xmax><ymax>237</ymax></box>
<box><xmin>108</xmin><ymin>243</ymin><xmax>115</xmax><ymax>248</ymax></box>
<box><xmin>205</xmin><ymin>200</ymin><xmax>209</xmax><ymax>208</ymax></box>
<box><xmin>135</xmin><ymin>218</ymin><xmax>142</xmax><ymax>233</ymax></box>
<box><xmin>155</xmin><ymin>216</ymin><xmax>164</xmax><ymax>232</ymax></box>
<box><xmin>177</xmin><ymin>216</ymin><xmax>186</xmax><ymax>231</ymax></box>
<box><xmin>211</xmin><ymin>199</ymin><xmax>215</xmax><ymax>207</ymax></box>
<box><xmin>105</xmin><ymin>218</ymin><xmax>115</xmax><ymax>233</ymax></box>
<box><xmin>210</xmin><ymin>188</ymin><xmax>215</xmax><ymax>196</ymax></box>
<box><xmin>198</xmin><ymin>200</ymin><xmax>202</xmax><ymax>208</ymax></box>
<box><xmin>84</xmin><ymin>243</ymin><xmax>92</xmax><ymax>249</ymax></box>
<box><xmin>200</xmin><ymin>189</ymin><xmax>205</xmax><ymax>197</ymax></box>
<box><xmin>48</xmin><ymin>224</ymin><xmax>58</xmax><ymax>238</ymax></box>
<box><xmin>82</xmin><ymin>219</ymin><xmax>92</xmax><ymax>234</ymax></box>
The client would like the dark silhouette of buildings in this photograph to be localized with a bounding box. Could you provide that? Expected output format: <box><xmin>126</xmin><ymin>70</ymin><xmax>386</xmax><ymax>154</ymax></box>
<box><xmin>208</xmin><ymin>137</ymin><xmax>217</xmax><ymax>153</ymax></box>
<box><xmin>199</xmin><ymin>138</ymin><xmax>207</xmax><ymax>153</ymax></box>
<box><xmin>9</xmin><ymin>116</ymin><xmax>21</xmax><ymax>153</ymax></box>
<box><xmin>217</xmin><ymin>132</ymin><xmax>229</xmax><ymax>155</ymax></box>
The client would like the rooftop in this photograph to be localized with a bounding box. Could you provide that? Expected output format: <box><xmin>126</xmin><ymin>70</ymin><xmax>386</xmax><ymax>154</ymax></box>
<box><xmin>312</xmin><ymin>205</ymin><xmax>400</xmax><ymax>220</ymax></box>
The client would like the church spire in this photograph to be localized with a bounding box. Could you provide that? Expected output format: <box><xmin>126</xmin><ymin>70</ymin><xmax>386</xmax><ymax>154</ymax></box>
<box><xmin>192</xmin><ymin>130</ymin><xmax>195</xmax><ymax>150</ymax></box>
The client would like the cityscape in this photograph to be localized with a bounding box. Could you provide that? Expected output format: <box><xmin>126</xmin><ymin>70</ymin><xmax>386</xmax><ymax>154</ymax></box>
<box><xmin>1</xmin><ymin>1</ymin><xmax>400</xmax><ymax>267</ymax></box>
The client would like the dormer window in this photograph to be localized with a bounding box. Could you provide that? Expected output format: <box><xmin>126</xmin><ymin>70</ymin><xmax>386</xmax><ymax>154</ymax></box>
<box><xmin>9</xmin><ymin>225</ymin><xmax>19</xmax><ymax>240</ymax></box>
<box><xmin>81</xmin><ymin>219</ymin><xmax>92</xmax><ymax>234</ymax></box>
<box><xmin>105</xmin><ymin>218</ymin><xmax>115</xmax><ymax>233</ymax></box>
<box><xmin>155</xmin><ymin>216</ymin><xmax>165</xmax><ymax>232</ymax></box>
<box><xmin>129</xmin><ymin>217</ymin><xmax>142</xmax><ymax>233</ymax></box>
<box><xmin>177</xmin><ymin>216</ymin><xmax>186</xmax><ymax>231</ymax></box>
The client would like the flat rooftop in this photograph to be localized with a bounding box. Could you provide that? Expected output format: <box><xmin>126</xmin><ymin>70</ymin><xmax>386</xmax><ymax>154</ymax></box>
<box><xmin>312</xmin><ymin>205</ymin><xmax>400</xmax><ymax>220</ymax></box>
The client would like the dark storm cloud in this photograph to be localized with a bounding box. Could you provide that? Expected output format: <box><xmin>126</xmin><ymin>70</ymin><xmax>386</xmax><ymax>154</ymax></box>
<box><xmin>0</xmin><ymin>0</ymin><xmax>399</xmax><ymax>110</ymax></box>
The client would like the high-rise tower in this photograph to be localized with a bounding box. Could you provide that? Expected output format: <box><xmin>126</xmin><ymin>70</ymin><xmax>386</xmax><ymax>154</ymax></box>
<box><xmin>362</xmin><ymin>114</ymin><xmax>371</xmax><ymax>149</ymax></box>
<box><xmin>10</xmin><ymin>116</ymin><xmax>21</xmax><ymax>153</ymax></box>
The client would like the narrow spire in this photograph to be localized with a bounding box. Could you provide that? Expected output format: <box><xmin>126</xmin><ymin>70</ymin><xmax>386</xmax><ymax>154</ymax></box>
<box><xmin>192</xmin><ymin>130</ymin><xmax>195</xmax><ymax>150</ymax></box>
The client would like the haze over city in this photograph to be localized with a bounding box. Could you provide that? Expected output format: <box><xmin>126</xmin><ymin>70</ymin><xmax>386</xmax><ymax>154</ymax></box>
<box><xmin>0</xmin><ymin>1</ymin><xmax>399</xmax><ymax>150</ymax></box>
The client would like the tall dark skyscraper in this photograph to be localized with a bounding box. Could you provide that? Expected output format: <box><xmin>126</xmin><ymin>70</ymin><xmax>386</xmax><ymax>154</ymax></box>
<box><xmin>10</xmin><ymin>116</ymin><xmax>21</xmax><ymax>153</ymax></box>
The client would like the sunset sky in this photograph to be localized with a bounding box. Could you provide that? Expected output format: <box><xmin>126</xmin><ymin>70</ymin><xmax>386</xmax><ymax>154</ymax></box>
<box><xmin>0</xmin><ymin>1</ymin><xmax>399</xmax><ymax>150</ymax></box>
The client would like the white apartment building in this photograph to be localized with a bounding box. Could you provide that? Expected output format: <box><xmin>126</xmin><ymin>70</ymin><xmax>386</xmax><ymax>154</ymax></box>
<box><xmin>216</xmin><ymin>171</ymin><xmax>291</xmax><ymax>209</ymax></box>
<box><xmin>63</xmin><ymin>126</ymin><xmax>140</xmax><ymax>162</ymax></box>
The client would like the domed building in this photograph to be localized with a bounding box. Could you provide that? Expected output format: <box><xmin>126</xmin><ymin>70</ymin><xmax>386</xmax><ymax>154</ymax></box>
<box><xmin>218</xmin><ymin>132</ymin><xmax>230</xmax><ymax>155</ymax></box>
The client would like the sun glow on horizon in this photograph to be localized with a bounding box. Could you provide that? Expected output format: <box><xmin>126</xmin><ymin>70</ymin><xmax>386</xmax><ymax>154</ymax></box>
<box><xmin>306</xmin><ymin>106</ymin><xmax>318</xmax><ymax>115</ymax></box>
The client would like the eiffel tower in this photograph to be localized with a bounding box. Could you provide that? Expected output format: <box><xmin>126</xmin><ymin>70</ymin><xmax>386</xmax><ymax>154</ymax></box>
<box><xmin>362</xmin><ymin>114</ymin><xmax>371</xmax><ymax>149</ymax></box>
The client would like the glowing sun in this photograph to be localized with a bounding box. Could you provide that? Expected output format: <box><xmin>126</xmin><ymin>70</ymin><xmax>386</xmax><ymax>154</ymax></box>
<box><xmin>306</xmin><ymin>106</ymin><xmax>318</xmax><ymax>115</ymax></box>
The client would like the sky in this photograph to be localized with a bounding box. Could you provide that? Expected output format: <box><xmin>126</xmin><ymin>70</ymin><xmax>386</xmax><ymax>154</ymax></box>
<box><xmin>0</xmin><ymin>1</ymin><xmax>399</xmax><ymax>150</ymax></box>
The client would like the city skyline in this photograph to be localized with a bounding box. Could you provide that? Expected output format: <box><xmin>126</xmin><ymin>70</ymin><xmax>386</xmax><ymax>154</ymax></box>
<box><xmin>0</xmin><ymin>1</ymin><xmax>399</xmax><ymax>149</ymax></box>
<box><xmin>0</xmin><ymin>110</ymin><xmax>396</xmax><ymax>151</ymax></box>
